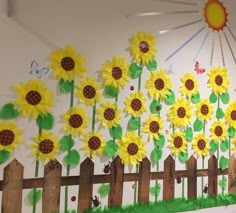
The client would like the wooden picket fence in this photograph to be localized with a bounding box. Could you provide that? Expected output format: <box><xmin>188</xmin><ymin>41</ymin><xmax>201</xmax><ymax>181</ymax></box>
<box><xmin>1</xmin><ymin>154</ymin><xmax>236</xmax><ymax>213</ymax></box>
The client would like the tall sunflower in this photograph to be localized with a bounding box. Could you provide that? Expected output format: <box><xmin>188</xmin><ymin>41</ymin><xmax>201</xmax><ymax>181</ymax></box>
<box><xmin>145</xmin><ymin>70</ymin><xmax>172</xmax><ymax>100</ymax></box>
<box><xmin>192</xmin><ymin>133</ymin><xmax>210</xmax><ymax>157</ymax></box>
<box><xmin>101</xmin><ymin>56</ymin><xmax>129</xmax><ymax>90</ymax></box>
<box><xmin>0</xmin><ymin>121</ymin><xmax>23</xmax><ymax>152</ymax></box>
<box><xmin>14</xmin><ymin>79</ymin><xmax>54</xmax><ymax>119</ymax></box>
<box><xmin>168</xmin><ymin>131</ymin><xmax>187</xmax><ymax>156</ymax></box>
<box><xmin>49</xmin><ymin>45</ymin><xmax>87</xmax><ymax>81</ymax></box>
<box><xmin>210</xmin><ymin>120</ymin><xmax>227</xmax><ymax>143</ymax></box>
<box><xmin>179</xmin><ymin>73</ymin><xmax>198</xmax><ymax>98</ymax></box>
<box><xmin>196</xmin><ymin>99</ymin><xmax>214</xmax><ymax>122</ymax></box>
<box><xmin>128</xmin><ymin>31</ymin><xmax>157</xmax><ymax>65</ymax></box>
<box><xmin>225</xmin><ymin>101</ymin><xmax>236</xmax><ymax>129</ymax></box>
<box><xmin>118</xmin><ymin>132</ymin><xmax>147</xmax><ymax>165</ymax></box>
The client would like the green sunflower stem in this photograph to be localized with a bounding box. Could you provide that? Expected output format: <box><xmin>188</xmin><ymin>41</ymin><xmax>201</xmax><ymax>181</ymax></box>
<box><xmin>155</xmin><ymin>162</ymin><xmax>159</xmax><ymax>202</ymax></box>
<box><xmin>202</xmin><ymin>157</ymin><xmax>205</xmax><ymax>197</ymax></box>
<box><xmin>92</xmin><ymin>102</ymin><xmax>96</xmax><ymax>132</ymax></box>
<box><xmin>134</xmin><ymin>164</ymin><xmax>139</xmax><ymax>204</ymax></box>
<box><xmin>32</xmin><ymin>159</ymin><xmax>39</xmax><ymax>213</ymax></box>
<box><xmin>138</xmin><ymin>75</ymin><xmax>142</xmax><ymax>91</ymax></box>
<box><xmin>229</xmin><ymin>136</ymin><xmax>231</xmax><ymax>157</ymax></box>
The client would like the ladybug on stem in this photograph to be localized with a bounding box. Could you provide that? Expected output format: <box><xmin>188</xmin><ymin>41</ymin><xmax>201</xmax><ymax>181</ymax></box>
<box><xmin>92</xmin><ymin>195</ymin><xmax>101</xmax><ymax>207</ymax></box>
<box><xmin>103</xmin><ymin>161</ymin><xmax>111</xmax><ymax>174</ymax></box>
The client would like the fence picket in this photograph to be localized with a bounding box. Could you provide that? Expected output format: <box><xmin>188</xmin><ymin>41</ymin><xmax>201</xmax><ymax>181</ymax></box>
<box><xmin>208</xmin><ymin>154</ymin><xmax>218</xmax><ymax>195</ymax></box>
<box><xmin>187</xmin><ymin>155</ymin><xmax>197</xmax><ymax>198</ymax></box>
<box><xmin>228</xmin><ymin>155</ymin><xmax>236</xmax><ymax>193</ymax></box>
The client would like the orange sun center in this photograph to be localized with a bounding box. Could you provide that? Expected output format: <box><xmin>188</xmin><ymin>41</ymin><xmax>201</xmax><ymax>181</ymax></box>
<box><xmin>203</xmin><ymin>0</ymin><xmax>228</xmax><ymax>31</ymax></box>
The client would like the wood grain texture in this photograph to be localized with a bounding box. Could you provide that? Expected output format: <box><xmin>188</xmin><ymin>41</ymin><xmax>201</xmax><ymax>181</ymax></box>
<box><xmin>187</xmin><ymin>155</ymin><xmax>197</xmax><ymax>198</ymax></box>
<box><xmin>208</xmin><ymin>154</ymin><xmax>218</xmax><ymax>195</ymax></box>
<box><xmin>228</xmin><ymin>155</ymin><xmax>236</xmax><ymax>193</ymax></box>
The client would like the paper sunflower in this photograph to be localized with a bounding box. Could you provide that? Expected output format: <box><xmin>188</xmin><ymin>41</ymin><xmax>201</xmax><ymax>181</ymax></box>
<box><xmin>142</xmin><ymin>114</ymin><xmax>163</xmax><ymax>140</ymax></box>
<box><xmin>124</xmin><ymin>91</ymin><xmax>147</xmax><ymax>117</ymax></box>
<box><xmin>97</xmin><ymin>101</ymin><xmax>121</xmax><ymax>128</ymax></box>
<box><xmin>128</xmin><ymin>31</ymin><xmax>157</xmax><ymax>65</ymax></box>
<box><xmin>167</xmin><ymin>98</ymin><xmax>193</xmax><ymax>128</ymax></box>
<box><xmin>168</xmin><ymin>131</ymin><xmax>187</xmax><ymax>156</ymax></box>
<box><xmin>210</xmin><ymin>120</ymin><xmax>227</xmax><ymax>143</ymax></box>
<box><xmin>0</xmin><ymin>121</ymin><xmax>23</xmax><ymax>152</ymax></box>
<box><xmin>63</xmin><ymin>106</ymin><xmax>88</xmax><ymax>136</ymax></box>
<box><xmin>225</xmin><ymin>101</ymin><xmax>236</xmax><ymax>129</ymax></box>
<box><xmin>76</xmin><ymin>77</ymin><xmax>101</xmax><ymax>106</ymax></box>
<box><xmin>192</xmin><ymin>133</ymin><xmax>210</xmax><ymax>157</ymax></box>
<box><xmin>196</xmin><ymin>99</ymin><xmax>214</xmax><ymax>122</ymax></box>
<box><xmin>31</xmin><ymin>130</ymin><xmax>60</xmax><ymax>161</ymax></box>
<box><xmin>179</xmin><ymin>73</ymin><xmax>198</xmax><ymax>98</ymax></box>
<box><xmin>118</xmin><ymin>131</ymin><xmax>147</xmax><ymax>165</ymax></box>
<box><xmin>49</xmin><ymin>45</ymin><xmax>87</xmax><ymax>81</ymax></box>
<box><xmin>81</xmin><ymin>131</ymin><xmax>105</xmax><ymax>158</ymax></box>
<box><xmin>145</xmin><ymin>70</ymin><xmax>172</xmax><ymax>100</ymax></box>
<box><xmin>14</xmin><ymin>79</ymin><xmax>54</xmax><ymax>119</ymax></box>
<box><xmin>207</xmin><ymin>66</ymin><xmax>229</xmax><ymax>94</ymax></box>
<box><xmin>101</xmin><ymin>56</ymin><xmax>129</xmax><ymax>90</ymax></box>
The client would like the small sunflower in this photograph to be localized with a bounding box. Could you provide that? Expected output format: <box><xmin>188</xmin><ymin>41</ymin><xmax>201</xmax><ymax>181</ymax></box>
<box><xmin>0</xmin><ymin>122</ymin><xmax>23</xmax><ymax>152</ymax></box>
<box><xmin>76</xmin><ymin>77</ymin><xmax>101</xmax><ymax>106</ymax></box>
<box><xmin>81</xmin><ymin>131</ymin><xmax>105</xmax><ymax>158</ymax></box>
<box><xmin>168</xmin><ymin>131</ymin><xmax>187</xmax><ymax>156</ymax></box>
<box><xmin>196</xmin><ymin>99</ymin><xmax>214</xmax><ymax>122</ymax></box>
<box><xmin>142</xmin><ymin>114</ymin><xmax>164</xmax><ymax>140</ymax></box>
<box><xmin>210</xmin><ymin>120</ymin><xmax>227</xmax><ymax>143</ymax></box>
<box><xmin>97</xmin><ymin>101</ymin><xmax>121</xmax><ymax>128</ymax></box>
<box><xmin>101</xmin><ymin>56</ymin><xmax>129</xmax><ymax>90</ymax></box>
<box><xmin>14</xmin><ymin>79</ymin><xmax>54</xmax><ymax>119</ymax></box>
<box><xmin>49</xmin><ymin>45</ymin><xmax>87</xmax><ymax>81</ymax></box>
<box><xmin>128</xmin><ymin>31</ymin><xmax>157</xmax><ymax>65</ymax></box>
<box><xmin>225</xmin><ymin>101</ymin><xmax>236</xmax><ymax>129</ymax></box>
<box><xmin>145</xmin><ymin>70</ymin><xmax>172</xmax><ymax>100</ymax></box>
<box><xmin>63</xmin><ymin>106</ymin><xmax>88</xmax><ymax>136</ymax></box>
<box><xmin>179</xmin><ymin>73</ymin><xmax>198</xmax><ymax>98</ymax></box>
<box><xmin>207</xmin><ymin>66</ymin><xmax>229</xmax><ymax>94</ymax></box>
<box><xmin>167</xmin><ymin>98</ymin><xmax>193</xmax><ymax>128</ymax></box>
<box><xmin>118</xmin><ymin>132</ymin><xmax>147</xmax><ymax>165</ymax></box>
<box><xmin>192</xmin><ymin>133</ymin><xmax>210</xmax><ymax>157</ymax></box>
<box><xmin>31</xmin><ymin>130</ymin><xmax>60</xmax><ymax>161</ymax></box>
<box><xmin>125</xmin><ymin>91</ymin><xmax>147</xmax><ymax>117</ymax></box>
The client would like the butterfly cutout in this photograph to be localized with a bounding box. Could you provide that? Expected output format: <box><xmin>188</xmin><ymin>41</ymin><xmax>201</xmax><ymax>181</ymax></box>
<box><xmin>29</xmin><ymin>60</ymin><xmax>50</xmax><ymax>79</ymax></box>
<box><xmin>194</xmin><ymin>61</ymin><xmax>206</xmax><ymax>74</ymax></box>
<box><xmin>165</xmin><ymin>64</ymin><xmax>175</xmax><ymax>75</ymax></box>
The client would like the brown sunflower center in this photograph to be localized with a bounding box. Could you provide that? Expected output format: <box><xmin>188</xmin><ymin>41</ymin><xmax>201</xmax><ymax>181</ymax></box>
<box><xmin>112</xmin><ymin>67</ymin><xmax>122</xmax><ymax>80</ymax></box>
<box><xmin>215</xmin><ymin>75</ymin><xmax>223</xmax><ymax>86</ymax></box>
<box><xmin>201</xmin><ymin>104</ymin><xmax>209</xmax><ymax>115</ymax></box>
<box><xmin>230</xmin><ymin>110</ymin><xmax>236</xmax><ymax>120</ymax></box>
<box><xmin>155</xmin><ymin>78</ymin><xmax>165</xmax><ymax>90</ymax></box>
<box><xmin>69</xmin><ymin>114</ymin><xmax>83</xmax><ymax>128</ymax></box>
<box><xmin>61</xmin><ymin>57</ymin><xmax>75</xmax><ymax>71</ymax></box>
<box><xmin>26</xmin><ymin>90</ymin><xmax>42</xmax><ymax>105</ymax></box>
<box><xmin>88</xmin><ymin>136</ymin><xmax>101</xmax><ymax>150</ymax></box>
<box><xmin>104</xmin><ymin>108</ymin><xmax>115</xmax><ymax>121</ymax></box>
<box><xmin>131</xmin><ymin>98</ymin><xmax>142</xmax><ymax>111</ymax></box>
<box><xmin>214</xmin><ymin>125</ymin><xmax>223</xmax><ymax>136</ymax></box>
<box><xmin>39</xmin><ymin>139</ymin><xmax>54</xmax><ymax>154</ymax></box>
<box><xmin>139</xmin><ymin>41</ymin><xmax>149</xmax><ymax>53</ymax></box>
<box><xmin>185</xmin><ymin>79</ymin><xmax>194</xmax><ymax>90</ymax></box>
<box><xmin>197</xmin><ymin>139</ymin><xmax>206</xmax><ymax>150</ymax></box>
<box><xmin>173</xmin><ymin>136</ymin><xmax>183</xmax><ymax>148</ymax></box>
<box><xmin>0</xmin><ymin>130</ymin><xmax>15</xmax><ymax>146</ymax></box>
<box><xmin>177</xmin><ymin>107</ymin><xmax>186</xmax><ymax>118</ymax></box>
<box><xmin>149</xmin><ymin>121</ymin><xmax>160</xmax><ymax>133</ymax></box>
<box><xmin>83</xmin><ymin>85</ymin><xmax>96</xmax><ymax>99</ymax></box>
<box><xmin>127</xmin><ymin>142</ymin><xmax>138</xmax><ymax>155</ymax></box>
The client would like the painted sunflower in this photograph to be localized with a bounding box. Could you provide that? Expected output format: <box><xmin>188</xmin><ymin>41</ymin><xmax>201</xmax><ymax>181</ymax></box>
<box><xmin>81</xmin><ymin>131</ymin><xmax>105</xmax><ymax>158</ymax></box>
<box><xmin>210</xmin><ymin>120</ymin><xmax>227</xmax><ymax>143</ymax></box>
<box><xmin>167</xmin><ymin>98</ymin><xmax>193</xmax><ymax>128</ymax></box>
<box><xmin>118</xmin><ymin>131</ymin><xmax>147</xmax><ymax>165</ymax></box>
<box><xmin>225</xmin><ymin>101</ymin><xmax>236</xmax><ymax>129</ymax></box>
<box><xmin>101</xmin><ymin>56</ymin><xmax>129</xmax><ymax>90</ymax></box>
<box><xmin>207</xmin><ymin>66</ymin><xmax>229</xmax><ymax>94</ymax></box>
<box><xmin>142</xmin><ymin>114</ymin><xmax>163</xmax><ymax>140</ymax></box>
<box><xmin>145</xmin><ymin>70</ymin><xmax>172</xmax><ymax>100</ymax></box>
<box><xmin>192</xmin><ymin>133</ymin><xmax>210</xmax><ymax>157</ymax></box>
<box><xmin>196</xmin><ymin>99</ymin><xmax>214</xmax><ymax>122</ymax></box>
<box><xmin>128</xmin><ymin>31</ymin><xmax>157</xmax><ymax>65</ymax></box>
<box><xmin>124</xmin><ymin>91</ymin><xmax>147</xmax><ymax>117</ymax></box>
<box><xmin>63</xmin><ymin>106</ymin><xmax>88</xmax><ymax>137</ymax></box>
<box><xmin>14</xmin><ymin>79</ymin><xmax>54</xmax><ymax>119</ymax></box>
<box><xmin>179</xmin><ymin>73</ymin><xmax>198</xmax><ymax>98</ymax></box>
<box><xmin>76</xmin><ymin>77</ymin><xmax>101</xmax><ymax>106</ymax></box>
<box><xmin>0</xmin><ymin>122</ymin><xmax>23</xmax><ymax>152</ymax></box>
<box><xmin>31</xmin><ymin>130</ymin><xmax>60</xmax><ymax>161</ymax></box>
<box><xmin>97</xmin><ymin>101</ymin><xmax>121</xmax><ymax>128</ymax></box>
<box><xmin>168</xmin><ymin>131</ymin><xmax>187</xmax><ymax>156</ymax></box>
<box><xmin>49</xmin><ymin>45</ymin><xmax>87</xmax><ymax>81</ymax></box>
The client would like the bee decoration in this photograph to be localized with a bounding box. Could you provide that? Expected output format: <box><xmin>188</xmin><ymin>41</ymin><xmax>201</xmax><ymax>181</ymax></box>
<box><xmin>203</xmin><ymin>184</ymin><xmax>208</xmax><ymax>193</ymax></box>
<box><xmin>176</xmin><ymin>175</ymin><xmax>182</xmax><ymax>184</ymax></box>
<box><xmin>103</xmin><ymin>161</ymin><xmax>111</xmax><ymax>174</ymax></box>
<box><xmin>91</xmin><ymin>195</ymin><xmax>101</xmax><ymax>208</ymax></box>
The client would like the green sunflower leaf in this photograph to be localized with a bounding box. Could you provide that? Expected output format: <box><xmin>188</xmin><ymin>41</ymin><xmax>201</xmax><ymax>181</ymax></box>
<box><xmin>220</xmin><ymin>91</ymin><xmax>230</xmax><ymax>104</ymax></box>
<box><xmin>64</xmin><ymin>149</ymin><xmax>80</xmax><ymax>166</ymax></box>
<box><xmin>193</xmin><ymin>118</ymin><xmax>203</xmax><ymax>132</ymax></box>
<box><xmin>129</xmin><ymin>63</ymin><xmax>143</xmax><ymax>79</ymax></box>
<box><xmin>190</xmin><ymin>92</ymin><xmax>200</xmax><ymax>104</ymax></box>
<box><xmin>59</xmin><ymin>79</ymin><xmax>74</xmax><ymax>94</ymax></box>
<box><xmin>216</xmin><ymin>107</ymin><xmax>224</xmax><ymax>119</ymax></box>
<box><xmin>98</xmin><ymin>184</ymin><xmax>111</xmax><ymax>198</ymax></box>
<box><xmin>164</xmin><ymin>90</ymin><xmax>175</xmax><ymax>105</ymax></box>
<box><xmin>0</xmin><ymin>150</ymin><xmax>11</xmax><ymax>164</ymax></box>
<box><xmin>178</xmin><ymin>151</ymin><xmax>188</xmax><ymax>162</ymax></box>
<box><xmin>209</xmin><ymin>92</ymin><xmax>217</xmax><ymax>104</ymax></box>
<box><xmin>151</xmin><ymin>147</ymin><xmax>163</xmax><ymax>163</ymax></box>
<box><xmin>149</xmin><ymin>183</ymin><xmax>161</xmax><ymax>196</ymax></box>
<box><xmin>154</xmin><ymin>135</ymin><xmax>165</xmax><ymax>149</ymax></box>
<box><xmin>146</xmin><ymin>59</ymin><xmax>157</xmax><ymax>71</ymax></box>
<box><xmin>109</xmin><ymin>124</ymin><xmax>122</xmax><ymax>139</ymax></box>
<box><xmin>28</xmin><ymin>189</ymin><xmax>42</xmax><ymax>206</ymax></box>
<box><xmin>228</xmin><ymin>127</ymin><xmax>236</xmax><ymax>138</ymax></box>
<box><xmin>0</xmin><ymin>103</ymin><xmax>19</xmax><ymax>119</ymax></box>
<box><xmin>210</xmin><ymin>140</ymin><xmax>218</xmax><ymax>153</ymax></box>
<box><xmin>184</xmin><ymin>127</ymin><xmax>193</xmax><ymax>141</ymax></box>
<box><xmin>104</xmin><ymin>140</ymin><xmax>118</xmax><ymax>157</ymax></box>
<box><xmin>36</xmin><ymin>113</ymin><xmax>54</xmax><ymax>130</ymax></box>
<box><xmin>219</xmin><ymin>156</ymin><xmax>228</xmax><ymax>170</ymax></box>
<box><xmin>219</xmin><ymin>176</ymin><xmax>227</xmax><ymax>190</ymax></box>
<box><xmin>104</xmin><ymin>85</ymin><xmax>119</xmax><ymax>98</ymax></box>
<box><xmin>60</xmin><ymin>135</ymin><xmax>75</xmax><ymax>151</ymax></box>
<box><xmin>127</xmin><ymin>116</ymin><xmax>140</xmax><ymax>131</ymax></box>
<box><xmin>150</xmin><ymin>100</ymin><xmax>162</xmax><ymax>114</ymax></box>
<box><xmin>220</xmin><ymin>139</ymin><xmax>229</xmax><ymax>152</ymax></box>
